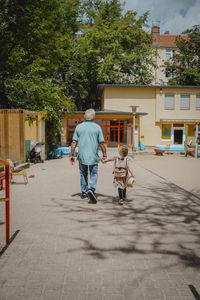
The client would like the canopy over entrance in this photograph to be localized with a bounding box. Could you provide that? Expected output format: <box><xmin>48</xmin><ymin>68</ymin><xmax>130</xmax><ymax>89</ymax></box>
<box><xmin>63</xmin><ymin>110</ymin><xmax>147</xmax><ymax>149</ymax></box>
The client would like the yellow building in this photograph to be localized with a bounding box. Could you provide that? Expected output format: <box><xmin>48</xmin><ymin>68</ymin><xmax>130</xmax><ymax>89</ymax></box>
<box><xmin>62</xmin><ymin>85</ymin><xmax>200</xmax><ymax>149</ymax></box>
<box><xmin>61</xmin><ymin>84</ymin><xmax>200</xmax><ymax>148</ymax></box>
<box><xmin>99</xmin><ymin>85</ymin><xmax>200</xmax><ymax>147</ymax></box>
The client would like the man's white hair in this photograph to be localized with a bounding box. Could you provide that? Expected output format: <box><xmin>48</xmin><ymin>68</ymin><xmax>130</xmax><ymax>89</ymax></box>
<box><xmin>84</xmin><ymin>109</ymin><xmax>95</xmax><ymax>120</ymax></box>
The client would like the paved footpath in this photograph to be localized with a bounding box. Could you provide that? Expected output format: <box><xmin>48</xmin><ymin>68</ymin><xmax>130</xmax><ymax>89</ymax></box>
<box><xmin>0</xmin><ymin>153</ymin><xmax>200</xmax><ymax>300</ymax></box>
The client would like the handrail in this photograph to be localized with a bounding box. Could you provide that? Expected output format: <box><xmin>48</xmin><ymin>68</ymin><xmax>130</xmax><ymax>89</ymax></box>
<box><xmin>0</xmin><ymin>158</ymin><xmax>10</xmax><ymax>244</ymax></box>
<box><xmin>0</xmin><ymin>158</ymin><xmax>9</xmax><ymax>165</ymax></box>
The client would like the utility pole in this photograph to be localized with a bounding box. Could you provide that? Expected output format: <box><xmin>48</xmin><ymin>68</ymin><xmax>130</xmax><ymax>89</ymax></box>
<box><xmin>195</xmin><ymin>124</ymin><xmax>198</xmax><ymax>159</ymax></box>
<box><xmin>130</xmin><ymin>106</ymin><xmax>139</xmax><ymax>158</ymax></box>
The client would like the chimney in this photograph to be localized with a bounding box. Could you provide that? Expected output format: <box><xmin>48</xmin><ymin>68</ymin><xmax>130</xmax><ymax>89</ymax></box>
<box><xmin>164</xmin><ymin>31</ymin><xmax>169</xmax><ymax>35</ymax></box>
<box><xmin>151</xmin><ymin>25</ymin><xmax>160</xmax><ymax>46</ymax></box>
<box><xmin>151</xmin><ymin>26</ymin><xmax>160</xmax><ymax>35</ymax></box>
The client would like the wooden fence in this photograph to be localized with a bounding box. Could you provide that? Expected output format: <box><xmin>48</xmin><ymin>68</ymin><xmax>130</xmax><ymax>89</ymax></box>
<box><xmin>0</xmin><ymin>109</ymin><xmax>44</xmax><ymax>163</ymax></box>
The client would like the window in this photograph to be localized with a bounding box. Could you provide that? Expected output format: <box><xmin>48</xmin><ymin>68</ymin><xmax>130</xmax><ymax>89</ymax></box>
<box><xmin>196</xmin><ymin>94</ymin><xmax>200</xmax><ymax>109</ymax></box>
<box><xmin>165</xmin><ymin>93</ymin><xmax>174</xmax><ymax>109</ymax></box>
<box><xmin>166</xmin><ymin>49</ymin><xmax>173</xmax><ymax>60</ymax></box>
<box><xmin>162</xmin><ymin>124</ymin><xmax>171</xmax><ymax>140</ymax></box>
<box><xmin>180</xmin><ymin>94</ymin><xmax>190</xmax><ymax>109</ymax></box>
<box><xmin>165</xmin><ymin>69</ymin><xmax>173</xmax><ymax>78</ymax></box>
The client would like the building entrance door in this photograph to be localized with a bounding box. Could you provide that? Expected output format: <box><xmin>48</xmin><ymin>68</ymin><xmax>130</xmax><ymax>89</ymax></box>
<box><xmin>106</xmin><ymin>120</ymin><xmax>132</xmax><ymax>148</ymax></box>
<box><xmin>65</xmin><ymin>116</ymin><xmax>133</xmax><ymax>149</ymax></box>
<box><xmin>174</xmin><ymin>129</ymin><xmax>183</xmax><ymax>144</ymax></box>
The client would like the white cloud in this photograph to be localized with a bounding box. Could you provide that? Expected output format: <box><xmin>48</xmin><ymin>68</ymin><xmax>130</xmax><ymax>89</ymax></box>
<box><xmin>124</xmin><ymin>0</ymin><xmax>200</xmax><ymax>34</ymax></box>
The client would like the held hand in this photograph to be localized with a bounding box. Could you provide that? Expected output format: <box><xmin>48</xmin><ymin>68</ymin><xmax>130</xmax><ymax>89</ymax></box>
<box><xmin>101</xmin><ymin>156</ymin><xmax>107</xmax><ymax>164</ymax></box>
<box><xmin>70</xmin><ymin>156</ymin><xmax>75</xmax><ymax>165</ymax></box>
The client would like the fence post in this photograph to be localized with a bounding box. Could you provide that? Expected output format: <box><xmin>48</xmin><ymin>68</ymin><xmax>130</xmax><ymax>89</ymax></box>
<box><xmin>5</xmin><ymin>163</ymin><xmax>10</xmax><ymax>244</ymax></box>
<box><xmin>195</xmin><ymin>124</ymin><xmax>198</xmax><ymax>159</ymax></box>
<box><xmin>184</xmin><ymin>125</ymin><xmax>187</xmax><ymax>157</ymax></box>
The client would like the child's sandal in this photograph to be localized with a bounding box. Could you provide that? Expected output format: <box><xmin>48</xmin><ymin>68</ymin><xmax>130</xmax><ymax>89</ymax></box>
<box><xmin>118</xmin><ymin>199</ymin><xmax>124</xmax><ymax>205</ymax></box>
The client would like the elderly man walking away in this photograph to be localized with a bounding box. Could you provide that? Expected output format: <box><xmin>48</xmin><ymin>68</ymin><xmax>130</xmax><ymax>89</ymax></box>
<box><xmin>69</xmin><ymin>109</ymin><xmax>107</xmax><ymax>204</ymax></box>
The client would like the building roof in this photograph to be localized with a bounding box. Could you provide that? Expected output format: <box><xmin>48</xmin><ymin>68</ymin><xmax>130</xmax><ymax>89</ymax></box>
<box><xmin>160</xmin><ymin>118</ymin><xmax>200</xmax><ymax>123</ymax></box>
<box><xmin>98</xmin><ymin>84</ymin><xmax>200</xmax><ymax>98</ymax></box>
<box><xmin>64</xmin><ymin>110</ymin><xmax>147</xmax><ymax>117</ymax></box>
<box><xmin>151</xmin><ymin>26</ymin><xmax>189</xmax><ymax>48</ymax></box>
<box><xmin>152</xmin><ymin>34</ymin><xmax>188</xmax><ymax>48</ymax></box>
<box><xmin>98</xmin><ymin>84</ymin><xmax>200</xmax><ymax>89</ymax></box>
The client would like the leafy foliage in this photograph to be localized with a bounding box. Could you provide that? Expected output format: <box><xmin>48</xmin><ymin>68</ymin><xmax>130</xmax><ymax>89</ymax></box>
<box><xmin>65</xmin><ymin>0</ymin><xmax>155</xmax><ymax>109</ymax></box>
<box><xmin>0</xmin><ymin>0</ymin><xmax>78</xmax><ymax>143</ymax></box>
<box><xmin>0</xmin><ymin>0</ymin><xmax>156</xmax><ymax>142</ymax></box>
<box><xmin>165</xmin><ymin>25</ymin><xmax>200</xmax><ymax>85</ymax></box>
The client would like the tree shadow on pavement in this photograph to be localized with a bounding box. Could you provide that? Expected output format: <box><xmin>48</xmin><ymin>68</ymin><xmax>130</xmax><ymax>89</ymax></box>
<box><xmin>49</xmin><ymin>179</ymin><xmax>200</xmax><ymax>270</ymax></box>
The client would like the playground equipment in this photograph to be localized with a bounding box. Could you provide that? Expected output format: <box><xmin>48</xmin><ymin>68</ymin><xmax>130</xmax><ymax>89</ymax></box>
<box><xmin>185</xmin><ymin>124</ymin><xmax>199</xmax><ymax>158</ymax></box>
<box><xmin>137</xmin><ymin>141</ymin><xmax>146</xmax><ymax>150</ymax></box>
<box><xmin>155</xmin><ymin>145</ymin><xmax>184</xmax><ymax>152</ymax></box>
<box><xmin>7</xmin><ymin>159</ymin><xmax>28</xmax><ymax>184</ymax></box>
<box><xmin>0</xmin><ymin>159</ymin><xmax>10</xmax><ymax>244</ymax></box>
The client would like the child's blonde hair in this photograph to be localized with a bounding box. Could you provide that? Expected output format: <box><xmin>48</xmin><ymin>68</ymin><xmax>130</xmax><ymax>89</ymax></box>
<box><xmin>119</xmin><ymin>145</ymin><xmax>129</xmax><ymax>157</ymax></box>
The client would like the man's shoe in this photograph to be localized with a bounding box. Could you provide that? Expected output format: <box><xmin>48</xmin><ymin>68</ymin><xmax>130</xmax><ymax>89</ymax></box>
<box><xmin>118</xmin><ymin>199</ymin><xmax>124</xmax><ymax>205</ymax></box>
<box><xmin>88</xmin><ymin>189</ymin><xmax>97</xmax><ymax>204</ymax></box>
<box><xmin>81</xmin><ymin>194</ymin><xmax>88</xmax><ymax>199</ymax></box>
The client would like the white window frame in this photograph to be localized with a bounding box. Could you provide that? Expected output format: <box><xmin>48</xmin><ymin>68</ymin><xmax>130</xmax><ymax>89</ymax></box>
<box><xmin>164</xmin><ymin>93</ymin><xmax>174</xmax><ymax>110</ymax></box>
<box><xmin>196</xmin><ymin>94</ymin><xmax>200</xmax><ymax>109</ymax></box>
<box><xmin>165</xmin><ymin>69</ymin><xmax>173</xmax><ymax>78</ymax></box>
<box><xmin>172</xmin><ymin>126</ymin><xmax>185</xmax><ymax>145</ymax></box>
<box><xmin>180</xmin><ymin>93</ymin><xmax>190</xmax><ymax>110</ymax></box>
<box><xmin>166</xmin><ymin>49</ymin><xmax>173</xmax><ymax>60</ymax></box>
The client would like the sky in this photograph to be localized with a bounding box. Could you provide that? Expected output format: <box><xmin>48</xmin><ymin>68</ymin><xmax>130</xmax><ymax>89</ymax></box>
<box><xmin>124</xmin><ymin>0</ymin><xmax>200</xmax><ymax>34</ymax></box>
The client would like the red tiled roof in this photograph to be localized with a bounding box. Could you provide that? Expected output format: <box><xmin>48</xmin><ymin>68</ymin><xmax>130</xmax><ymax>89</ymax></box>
<box><xmin>153</xmin><ymin>34</ymin><xmax>188</xmax><ymax>47</ymax></box>
<box><xmin>152</xmin><ymin>32</ymin><xmax>189</xmax><ymax>48</ymax></box>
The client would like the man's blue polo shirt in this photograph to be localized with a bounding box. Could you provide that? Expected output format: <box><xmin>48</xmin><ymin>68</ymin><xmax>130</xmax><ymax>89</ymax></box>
<box><xmin>72</xmin><ymin>120</ymin><xmax>105</xmax><ymax>165</ymax></box>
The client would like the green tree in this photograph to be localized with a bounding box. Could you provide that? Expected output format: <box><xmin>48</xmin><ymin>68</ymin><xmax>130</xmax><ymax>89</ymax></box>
<box><xmin>165</xmin><ymin>25</ymin><xmax>200</xmax><ymax>85</ymax></box>
<box><xmin>0</xmin><ymin>0</ymin><xmax>79</xmax><ymax>107</ymax></box>
<box><xmin>0</xmin><ymin>0</ymin><xmax>79</xmax><ymax>143</ymax></box>
<box><xmin>0</xmin><ymin>0</ymin><xmax>156</xmax><ymax>133</ymax></box>
<box><xmin>65</xmin><ymin>0</ymin><xmax>155</xmax><ymax>109</ymax></box>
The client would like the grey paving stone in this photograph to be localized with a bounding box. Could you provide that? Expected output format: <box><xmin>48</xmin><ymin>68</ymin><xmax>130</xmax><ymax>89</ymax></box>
<box><xmin>27</xmin><ymin>271</ymin><xmax>48</xmax><ymax>281</ymax></box>
<box><xmin>102</xmin><ymin>287</ymin><xmax>124</xmax><ymax>294</ymax></box>
<box><xmin>154</xmin><ymin>279</ymin><xmax>178</xmax><ymax>289</ymax></box>
<box><xmin>0</xmin><ymin>157</ymin><xmax>200</xmax><ymax>300</ymax></box>
<box><xmin>42</xmin><ymin>290</ymin><xmax>62</xmax><ymax>299</ymax></box>
<box><xmin>86</xmin><ymin>284</ymin><xmax>102</xmax><ymax>293</ymax></box>
<box><xmin>80</xmin><ymin>293</ymin><xmax>103</xmax><ymax>300</ymax></box>
<box><xmin>102</xmin><ymin>294</ymin><xmax>125</xmax><ymax>300</ymax></box>
<box><xmin>63</xmin><ymin>282</ymin><xmax>88</xmax><ymax>293</ymax></box>
<box><xmin>124</xmin><ymin>287</ymin><xmax>145</xmax><ymax>300</ymax></box>
<box><xmin>0</xmin><ymin>288</ymin><xmax>8</xmax><ymax>300</ymax></box>
<box><xmin>166</xmin><ymin>296</ymin><xmax>195</xmax><ymax>300</ymax></box>
<box><xmin>0</xmin><ymin>278</ymin><xmax>26</xmax><ymax>288</ymax></box>
<box><xmin>178</xmin><ymin>285</ymin><xmax>197</xmax><ymax>296</ymax></box>
<box><xmin>15</xmin><ymin>286</ymin><xmax>43</xmax><ymax>298</ymax></box>
<box><xmin>138</xmin><ymin>277</ymin><xmax>156</xmax><ymax>288</ymax></box>
<box><xmin>142</xmin><ymin>287</ymin><xmax>165</xmax><ymax>299</ymax></box>
<box><xmin>160</xmin><ymin>287</ymin><xmax>180</xmax><ymax>297</ymax></box>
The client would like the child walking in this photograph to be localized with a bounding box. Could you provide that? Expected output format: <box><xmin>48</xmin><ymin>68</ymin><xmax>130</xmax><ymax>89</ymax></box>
<box><xmin>103</xmin><ymin>145</ymin><xmax>134</xmax><ymax>205</ymax></box>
